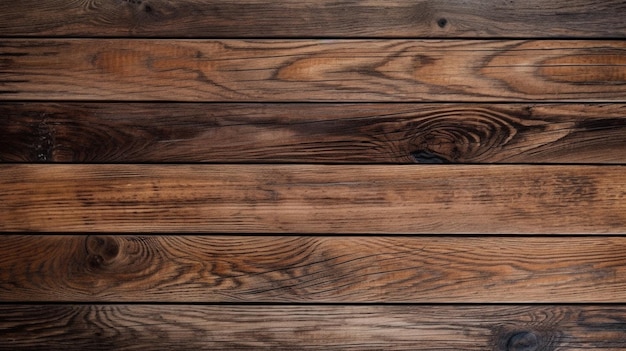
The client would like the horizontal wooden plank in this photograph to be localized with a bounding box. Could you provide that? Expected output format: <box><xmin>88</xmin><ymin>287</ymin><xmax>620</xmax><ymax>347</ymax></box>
<box><xmin>1</xmin><ymin>305</ymin><xmax>625</xmax><ymax>350</ymax></box>
<box><xmin>2</xmin><ymin>40</ymin><xmax>626</xmax><ymax>101</ymax></box>
<box><xmin>1</xmin><ymin>0</ymin><xmax>626</xmax><ymax>38</ymax></box>
<box><xmin>2</xmin><ymin>103</ymin><xmax>626</xmax><ymax>163</ymax></box>
<box><xmin>1</xmin><ymin>165</ymin><xmax>625</xmax><ymax>233</ymax></box>
<box><xmin>2</xmin><ymin>235</ymin><xmax>626</xmax><ymax>302</ymax></box>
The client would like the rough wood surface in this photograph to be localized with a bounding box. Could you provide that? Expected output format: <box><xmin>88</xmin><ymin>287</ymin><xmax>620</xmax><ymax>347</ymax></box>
<box><xmin>2</xmin><ymin>235</ymin><xmax>626</xmax><ymax>303</ymax></box>
<box><xmin>2</xmin><ymin>40</ymin><xmax>626</xmax><ymax>101</ymax></box>
<box><xmin>1</xmin><ymin>165</ymin><xmax>625</xmax><ymax>234</ymax></box>
<box><xmin>1</xmin><ymin>0</ymin><xmax>626</xmax><ymax>38</ymax></box>
<box><xmin>1</xmin><ymin>304</ymin><xmax>626</xmax><ymax>350</ymax></box>
<box><xmin>2</xmin><ymin>102</ymin><xmax>626</xmax><ymax>163</ymax></box>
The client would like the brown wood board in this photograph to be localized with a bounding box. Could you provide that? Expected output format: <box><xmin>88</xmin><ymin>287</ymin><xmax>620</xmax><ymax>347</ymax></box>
<box><xmin>1</xmin><ymin>0</ymin><xmax>626</xmax><ymax>38</ymax></box>
<box><xmin>1</xmin><ymin>165</ymin><xmax>625</xmax><ymax>234</ymax></box>
<box><xmin>2</xmin><ymin>305</ymin><xmax>626</xmax><ymax>350</ymax></box>
<box><xmin>2</xmin><ymin>102</ymin><xmax>626</xmax><ymax>163</ymax></box>
<box><xmin>2</xmin><ymin>235</ymin><xmax>626</xmax><ymax>303</ymax></box>
<box><xmin>2</xmin><ymin>40</ymin><xmax>626</xmax><ymax>101</ymax></box>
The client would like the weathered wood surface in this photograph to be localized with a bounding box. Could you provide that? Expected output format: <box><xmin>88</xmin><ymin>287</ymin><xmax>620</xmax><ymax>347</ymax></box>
<box><xmin>2</xmin><ymin>40</ymin><xmax>626</xmax><ymax>102</ymax></box>
<box><xmin>1</xmin><ymin>0</ymin><xmax>626</xmax><ymax>38</ymax></box>
<box><xmin>2</xmin><ymin>102</ymin><xmax>626</xmax><ymax>163</ymax></box>
<box><xmin>1</xmin><ymin>165</ymin><xmax>624</xmax><ymax>233</ymax></box>
<box><xmin>3</xmin><ymin>1</ymin><xmax>626</xmax><ymax>349</ymax></box>
<box><xmin>2</xmin><ymin>235</ymin><xmax>626</xmax><ymax>303</ymax></box>
<box><xmin>2</xmin><ymin>305</ymin><xmax>625</xmax><ymax>350</ymax></box>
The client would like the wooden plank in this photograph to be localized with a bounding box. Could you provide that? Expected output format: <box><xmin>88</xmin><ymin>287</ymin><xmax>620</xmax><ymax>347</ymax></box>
<box><xmin>2</xmin><ymin>235</ymin><xmax>626</xmax><ymax>303</ymax></box>
<box><xmin>2</xmin><ymin>40</ymin><xmax>626</xmax><ymax>102</ymax></box>
<box><xmin>2</xmin><ymin>102</ymin><xmax>626</xmax><ymax>163</ymax></box>
<box><xmin>1</xmin><ymin>0</ymin><xmax>626</xmax><ymax>38</ymax></box>
<box><xmin>1</xmin><ymin>165</ymin><xmax>625</xmax><ymax>234</ymax></box>
<box><xmin>1</xmin><ymin>304</ymin><xmax>626</xmax><ymax>350</ymax></box>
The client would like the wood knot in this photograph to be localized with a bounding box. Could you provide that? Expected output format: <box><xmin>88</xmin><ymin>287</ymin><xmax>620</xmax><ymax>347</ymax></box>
<box><xmin>437</xmin><ymin>18</ymin><xmax>448</xmax><ymax>28</ymax></box>
<box><xmin>507</xmin><ymin>331</ymin><xmax>539</xmax><ymax>351</ymax></box>
<box><xmin>85</xmin><ymin>236</ymin><xmax>120</xmax><ymax>268</ymax></box>
<box><xmin>410</xmin><ymin>150</ymin><xmax>450</xmax><ymax>163</ymax></box>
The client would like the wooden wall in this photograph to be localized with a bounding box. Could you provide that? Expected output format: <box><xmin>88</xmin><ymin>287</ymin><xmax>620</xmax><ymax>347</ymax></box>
<box><xmin>1</xmin><ymin>1</ymin><xmax>626</xmax><ymax>349</ymax></box>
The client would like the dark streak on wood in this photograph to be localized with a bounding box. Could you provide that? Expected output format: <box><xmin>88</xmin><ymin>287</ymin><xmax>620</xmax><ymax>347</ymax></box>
<box><xmin>2</xmin><ymin>103</ymin><xmax>625</xmax><ymax>163</ymax></box>
<box><xmin>1</xmin><ymin>305</ymin><xmax>626</xmax><ymax>350</ymax></box>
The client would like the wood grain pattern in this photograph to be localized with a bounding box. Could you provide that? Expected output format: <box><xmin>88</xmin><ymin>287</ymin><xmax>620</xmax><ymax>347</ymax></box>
<box><xmin>2</xmin><ymin>40</ymin><xmax>626</xmax><ymax>101</ymax></box>
<box><xmin>2</xmin><ymin>305</ymin><xmax>626</xmax><ymax>350</ymax></box>
<box><xmin>2</xmin><ymin>235</ymin><xmax>626</xmax><ymax>303</ymax></box>
<box><xmin>1</xmin><ymin>165</ymin><xmax>625</xmax><ymax>234</ymax></box>
<box><xmin>2</xmin><ymin>102</ymin><xmax>626</xmax><ymax>163</ymax></box>
<box><xmin>4</xmin><ymin>0</ymin><xmax>626</xmax><ymax>349</ymax></box>
<box><xmin>1</xmin><ymin>0</ymin><xmax>626</xmax><ymax>38</ymax></box>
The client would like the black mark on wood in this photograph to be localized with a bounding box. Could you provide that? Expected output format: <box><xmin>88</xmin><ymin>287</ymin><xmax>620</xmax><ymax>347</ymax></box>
<box><xmin>410</xmin><ymin>150</ymin><xmax>450</xmax><ymax>163</ymax></box>
<box><xmin>507</xmin><ymin>331</ymin><xmax>539</xmax><ymax>351</ymax></box>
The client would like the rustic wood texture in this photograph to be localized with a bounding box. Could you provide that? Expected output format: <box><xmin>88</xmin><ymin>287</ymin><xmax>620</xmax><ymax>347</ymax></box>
<box><xmin>2</xmin><ymin>0</ymin><xmax>626</xmax><ymax>38</ymax></box>
<box><xmin>2</xmin><ymin>40</ymin><xmax>626</xmax><ymax>102</ymax></box>
<box><xmin>1</xmin><ymin>165</ymin><xmax>625</xmax><ymax>234</ymax></box>
<box><xmin>2</xmin><ymin>102</ymin><xmax>626</xmax><ymax>163</ymax></box>
<box><xmin>2</xmin><ymin>305</ymin><xmax>626</xmax><ymax>350</ymax></box>
<box><xmin>3</xmin><ymin>0</ymin><xmax>626</xmax><ymax>349</ymax></box>
<box><xmin>2</xmin><ymin>235</ymin><xmax>626</xmax><ymax>303</ymax></box>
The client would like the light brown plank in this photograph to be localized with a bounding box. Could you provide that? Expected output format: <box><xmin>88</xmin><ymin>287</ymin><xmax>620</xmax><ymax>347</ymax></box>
<box><xmin>2</xmin><ymin>235</ymin><xmax>626</xmax><ymax>302</ymax></box>
<box><xmin>1</xmin><ymin>165</ymin><xmax>625</xmax><ymax>233</ymax></box>
<box><xmin>1</xmin><ymin>0</ymin><xmax>626</xmax><ymax>38</ymax></box>
<box><xmin>1</xmin><ymin>305</ymin><xmax>625</xmax><ymax>350</ymax></box>
<box><xmin>2</xmin><ymin>103</ymin><xmax>626</xmax><ymax>163</ymax></box>
<box><xmin>2</xmin><ymin>40</ymin><xmax>626</xmax><ymax>101</ymax></box>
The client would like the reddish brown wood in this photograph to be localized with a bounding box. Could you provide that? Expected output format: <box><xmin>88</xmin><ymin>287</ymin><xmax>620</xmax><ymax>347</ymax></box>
<box><xmin>1</xmin><ymin>165</ymin><xmax>625</xmax><ymax>234</ymax></box>
<box><xmin>2</xmin><ymin>40</ymin><xmax>626</xmax><ymax>101</ymax></box>
<box><xmin>1</xmin><ymin>235</ymin><xmax>626</xmax><ymax>303</ymax></box>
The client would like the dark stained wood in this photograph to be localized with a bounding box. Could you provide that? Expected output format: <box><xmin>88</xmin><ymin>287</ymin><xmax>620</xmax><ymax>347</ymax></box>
<box><xmin>2</xmin><ymin>102</ymin><xmax>626</xmax><ymax>163</ymax></box>
<box><xmin>1</xmin><ymin>0</ymin><xmax>626</xmax><ymax>38</ymax></box>
<box><xmin>3</xmin><ymin>0</ymin><xmax>626</xmax><ymax>349</ymax></box>
<box><xmin>1</xmin><ymin>305</ymin><xmax>626</xmax><ymax>350</ymax></box>
<box><xmin>2</xmin><ymin>40</ymin><xmax>626</xmax><ymax>102</ymax></box>
<box><xmin>2</xmin><ymin>235</ymin><xmax>626</xmax><ymax>303</ymax></box>
<box><xmin>1</xmin><ymin>165</ymin><xmax>625</xmax><ymax>234</ymax></box>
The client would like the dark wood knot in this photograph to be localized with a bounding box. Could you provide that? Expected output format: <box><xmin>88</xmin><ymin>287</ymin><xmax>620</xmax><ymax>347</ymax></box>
<box><xmin>507</xmin><ymin>331</ymin><xmax>539</xmax><ymax>351</ymax></box>
<box><xmin>85</xmin><ymin>235</ymin><xmax>120</xmax><ymax>269</ymax></box>
<box><xmin>410</xmin><ymin>150</ymin><xmax>450</xmax><ymax>163</ymax></box>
